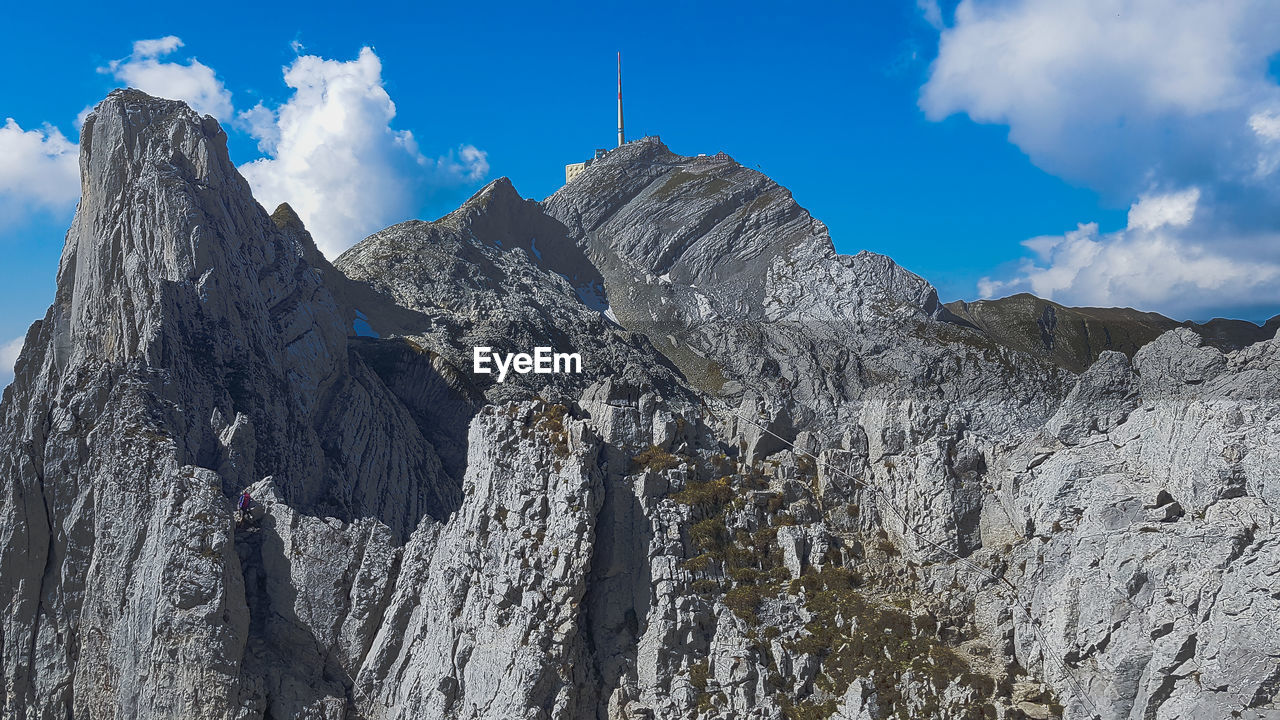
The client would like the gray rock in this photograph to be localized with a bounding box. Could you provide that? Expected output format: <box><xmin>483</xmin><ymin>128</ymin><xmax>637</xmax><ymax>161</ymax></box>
<box><xmin>1045</xmin><ymin>350</ymin><xmax>1137</xmax><ymax>445</ymax></box>
<box><xmin>996</xmin><ymin>332</ymin><xmax>1280</xmax><ymax>719</ymax></box>
<box><xmin>0</xmin><ymin>89</ymin><xmax>457</xmax><ymax>718</ymax></box>
<box><xmin>353</xmin><ymin>403</ymin><xmax>605</xmax><ymax>719</ymax></box>
<box><xmin>3</xmin><ymin>91</ymin><xmax>1278</xmax><ymax>720</ymax></box>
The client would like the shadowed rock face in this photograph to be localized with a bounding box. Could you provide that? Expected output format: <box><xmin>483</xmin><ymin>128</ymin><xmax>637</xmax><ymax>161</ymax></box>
<box><xmin>333</xmin><ymin>176</ymin><xmax>694</xmax><ymax>408</ymax></box>
<box><xmin>1</xmin><ymin>93</ymin><xmax>1278</xmax><ymax>720</ymax></box>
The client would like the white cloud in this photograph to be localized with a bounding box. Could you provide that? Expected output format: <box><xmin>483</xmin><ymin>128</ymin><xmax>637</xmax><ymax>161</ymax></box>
<box><xmin>1249</xmin><ymin>110</ymin><xmax>1280</xmax><ymax>141</ymax></box>
<box><xmin>237</xmin><ymin>103</ymin><xmax>279</xmax><ymax>152</ymax></box>
<box><xmin>917</xmin><ymin>0</ymin><xmax>944</xmax><ymax>30</ymax></box>
<box><xmin>102</xmin><ymin>36</ymin><xmax>233</xmax><ymax>120</ymax></box>
<box><xmin>978</xmin><ymin>210</ymin><xmax>1280</xmax><ymax>318</ymax></box>
<box><xmin>980</xmin><ymin>188</ymin><xmax>1280</xmax><ymax>317</ymax></box>
<box><xmin>132</xmin><ymin>36</ymin><xmax>183</xmax><ymax>58</ymax></box>
<box><xmin>921</xmin><ymin>1</ymin><xmax>1280</xmax><ymax>193</ymax></box>
<box><xmin>444</xmin><ymin>144</ymin><xmax>490</xmax><ymax>183</ymax></box>
<box><xmin>0</xmin><ymin>335</ymin><xmax>25</xmax><ymax>388</ymax></box>
<box><xmin>239</xmin><ymin>47</ymin><xmax>489</xmax><ymax>258</ymax></box>
<box><xmin>5</xmin><ymin>39</ymin><xmax>484</xmax><ymax>261</ymax></box>
<box><xmin>0</xmin><ymin>118</ymin><xmax>80</xmax><ymax>225</ymax></box>
<box><xmin>1248</xmin><ymin>109</ymin><xmax>1280</xmax><ymax>176</ymax></box>
<box><xmin>924</xmin><ymin>1</ymin><xmax>1280</xmax><ymax>317</ymax></box>
<box><xmin>1126</xmin><ymin>188</ymin><xmax>1200</xmax><ymax>232</ymax></box>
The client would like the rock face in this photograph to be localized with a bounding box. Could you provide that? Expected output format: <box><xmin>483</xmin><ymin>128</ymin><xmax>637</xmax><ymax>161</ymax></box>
<box><xmin>1</xmin><ymin>92</ymin><xmax>1277</xmax><ymax>720</ymax></box>
<box><xmin>355</xmin><ymin>403</ymin><xmax>607</xmax><ymax>719</ymax></box>
<box><xmin>332</xmin><ymin>176</ymin><xmax>691</xmax><ymax>407</ymax></box>
<box><xmin>543</xmin><ymin>138</ymin><xmax>1070</xmax><ymax>442</ymax></box>
<box><xmin>0</xmin><ymin>90</ymin><xmax>462</xmax><ymax>718</ymax></box>
<box><xmin>999</xmin><ymin>329</ymin><xmax>1280</xmax><ymax>720</ymax></box>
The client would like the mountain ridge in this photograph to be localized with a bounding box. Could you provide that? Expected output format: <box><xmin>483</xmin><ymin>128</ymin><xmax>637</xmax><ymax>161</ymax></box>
<box><xmin>947</xmin><ymin>292</ymin><xmax>1280</xmax><ymax>372</ymax></box>
<box><xmin>1</xmin><ymin>90</ymin><xmax>1277</xmax><ymax>720</ymax></box>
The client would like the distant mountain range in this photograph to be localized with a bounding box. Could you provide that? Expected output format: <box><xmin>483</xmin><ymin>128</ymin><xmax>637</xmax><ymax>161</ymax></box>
<box><xmin>947</xmin><ymin>293</ymin><xmax>1280</xmax><ymax>372</ymax></box>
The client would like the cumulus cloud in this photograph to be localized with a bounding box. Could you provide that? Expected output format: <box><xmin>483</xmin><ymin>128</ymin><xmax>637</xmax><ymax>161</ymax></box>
<box><xmin>978</xmin><ymin>190</ymin><xmax>1280</xmax><ymax>318</ymax></box>
<box><xmin>921</xmin><ymin>1</ymin><xmax>1280</xmax><ymax>192</ymax></box>
<box><xmin>4</xmin><ymin>39</ymin><xmax>484</xmax><ymax>261</ymax></box>
<box><xmin>924</xmin><ymin>0</ymin><xmax>1280</xmax><ymax>318</ymax></box>
<box><xmin>239</xmin><ymin>47</ymin><xmax>489</xmax><ymax>257</ymax></box>
<box><xmin>1126</xmin><ymin>188</ymin><xmax>1201</xmax><ymax>232</ymax></box>
<box><xmin>0</xmin><ymin>119</ymin><xmax>80</xmax><ymax>226</ymax></box>
<box><xmin>0</xmin><ymin>335</ymin><xmax>25</xmax><ymax>388</ymax></box>
<box><xmin>101</xmin><ymin>36</ymin><xmax>233</xmax><ymax>119</ymax></box>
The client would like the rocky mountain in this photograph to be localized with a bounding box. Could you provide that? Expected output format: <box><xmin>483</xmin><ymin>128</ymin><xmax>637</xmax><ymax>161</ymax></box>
<box><xmin>0</xmin><ymin>89</ymin><xmax>1276</xmax><ymax>720</ymax></box>
<box><xmin>947</xmin><ymin>294</ymin><xmax>1280</xmax><ymax>372</ymax></box>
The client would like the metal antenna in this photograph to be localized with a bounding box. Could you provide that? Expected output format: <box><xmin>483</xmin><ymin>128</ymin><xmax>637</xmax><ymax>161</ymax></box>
<box><xmin>617</xmin><ymin>51</ymin><xmax>625</xmax><ymax>148</ymax></box>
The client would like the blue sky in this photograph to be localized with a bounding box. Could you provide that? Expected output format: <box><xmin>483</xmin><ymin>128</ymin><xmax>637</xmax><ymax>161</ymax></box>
<box><xmin>5</xmin><ymin>0</ymin><xmax>1280</xmax><ymax>380</ymax></box>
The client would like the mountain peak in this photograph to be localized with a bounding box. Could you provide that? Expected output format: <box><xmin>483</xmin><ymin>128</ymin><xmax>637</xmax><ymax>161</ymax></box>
<box><xmin>270</xmin><ymin>202</ymin><xmax>305</xmax><ymax>232</ymax></box>
<box><xmin>470</xmin><ymin>175</ymin><xmax>522</xmax><ymax>207</ymax></box>
<box><xmin>56</xmin><ymin>89</ymin><xmax>255</xmax><ymax>368</ymax></box>
<box><xmin>436</xmin><ymin>176</ymin><xmax>526</xmax><ymax>228</ymax></box>
<box><xmin>80</xmin><ymin>88</ymin><xmax>234</xmax><ymax>190</ymax></box>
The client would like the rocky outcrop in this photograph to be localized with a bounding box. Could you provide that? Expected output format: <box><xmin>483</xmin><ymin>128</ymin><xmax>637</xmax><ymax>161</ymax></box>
<box><xmin>994</xmin><ymin>329</ymin><xmax>1280</xmax><ymax>719</ymax></box>
<box><xmin>2</xmin><ymin>92</ymin><xmax>1278</xmax><ymax>720</ymax></box>
<box><xmin>544</xmin><ymin>138</ymin><xmax>1070</xmax><ymax>443</ymax></box>
<box><xmin>353</xmin><ymin>402</ymin><xmax>606</xmax><ymax>719</ymax></box>
<box><xmin>333</xmin><ymin>177</ymin><xmax>691</xmax><ymax>407</ymax></box>
<box><xmin>0</xmin><ymin>89</ymin><xmax>463</xmax><ymax>718</ymax></box>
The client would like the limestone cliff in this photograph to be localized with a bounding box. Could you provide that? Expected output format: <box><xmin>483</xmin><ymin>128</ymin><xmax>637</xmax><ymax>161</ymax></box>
<box><xmin>1</xmin><ymin>92</ymin><xmax>1277</xmax><ymax>720</ymax></box>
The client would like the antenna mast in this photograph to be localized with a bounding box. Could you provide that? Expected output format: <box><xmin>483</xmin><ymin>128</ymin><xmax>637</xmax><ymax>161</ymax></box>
<box><xmin>617</xmin><ymin>52</ymin><xmax>625</xmax><ymax>148</ymax></box>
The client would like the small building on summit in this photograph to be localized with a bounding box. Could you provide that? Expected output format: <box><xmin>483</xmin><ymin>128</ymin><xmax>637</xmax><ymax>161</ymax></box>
<box><xmin>565</xmin><ymin>148</ymin><xmax>609</xmax><ymax>184</ymax></box>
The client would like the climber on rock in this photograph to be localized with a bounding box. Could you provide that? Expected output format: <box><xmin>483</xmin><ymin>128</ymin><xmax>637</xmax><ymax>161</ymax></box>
<box><xmin>236</xmin><ymin>490</ymin><xmax>252</xmax><ymax>527</ymax></box>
